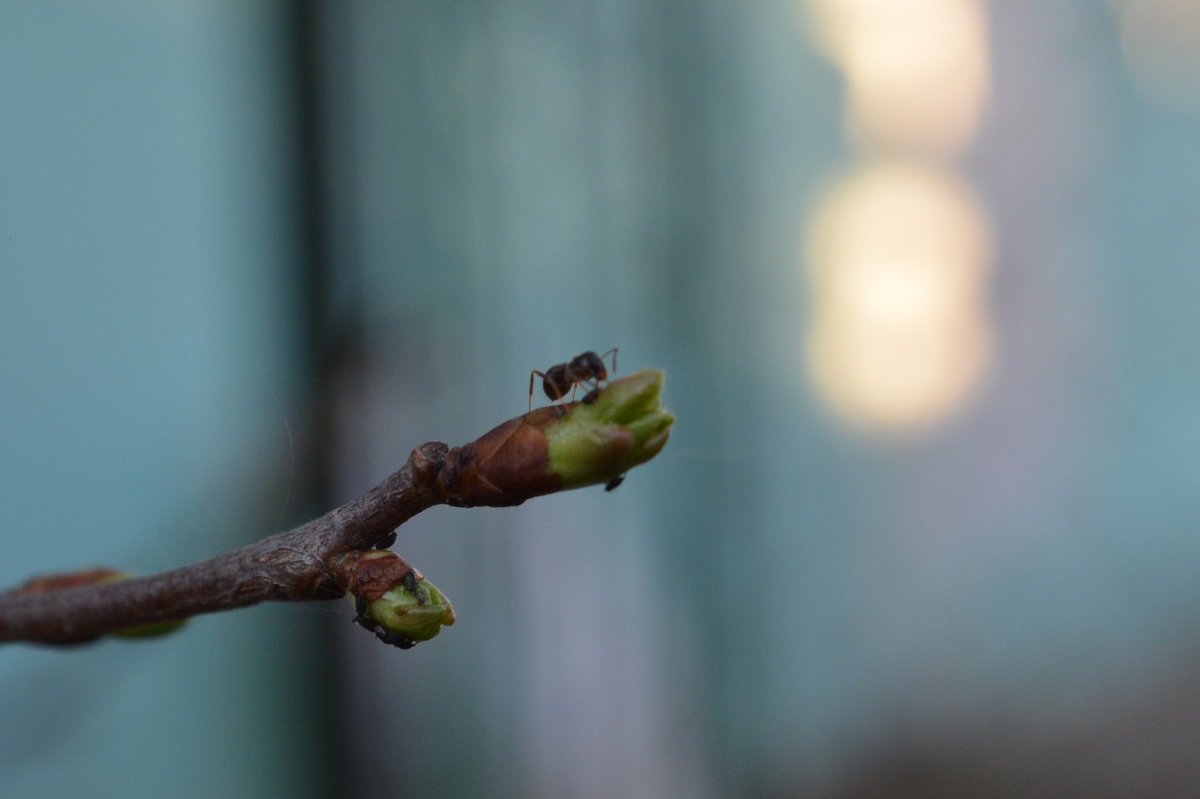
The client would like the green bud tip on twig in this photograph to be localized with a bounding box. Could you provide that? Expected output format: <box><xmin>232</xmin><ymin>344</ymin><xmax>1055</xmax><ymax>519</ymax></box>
<box><xmin>336</xmin><ymin>550</ymin><xmax>455</xmax><ymax>649</ymax></box>
<box><xmin>436</xmin><ymin>368</ymin><xmax>674</xmax><ymax>506</ymax></box>
<box><xmin>546</xmin><ymin>368</ymin><xmax>674</xmax><ymax>489</ymax></box>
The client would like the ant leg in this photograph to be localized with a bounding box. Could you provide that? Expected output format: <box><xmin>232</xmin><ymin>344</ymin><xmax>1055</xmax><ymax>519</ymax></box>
<box><xmin>529</xmin><ymin>370</ymin><xmax>544</xmax><ymax>412</ymax></box>
<box><xmin>598</xmin><ymin>348</ymin><xmax>618</xmax><ymax>376</ymax></box>
<box><xmin>530</xmin><ymin>370</ymin><xmax>567</xmax><ymax>411</ymax></box>
<box><xmin>581</xmin><ymin>377</ymin><xmax>608</xmax><ymax>404</ymax></box>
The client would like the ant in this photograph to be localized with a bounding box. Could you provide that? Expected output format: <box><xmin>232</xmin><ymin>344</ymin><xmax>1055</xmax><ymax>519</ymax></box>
<box><xmin>529</xmin><ymin>349</ymin><xmax>618</xmax><ymax>411</ymax></box>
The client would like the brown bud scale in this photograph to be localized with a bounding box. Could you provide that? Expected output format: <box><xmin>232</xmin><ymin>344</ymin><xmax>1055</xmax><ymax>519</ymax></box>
<box><xmin>436</xmin><ymin>406</ymin><xmax>566</xmax><ymax>507</ymax></box>
<box><xmin>6</xmin><ymin>569</ymin><xmax>126</xmax><ymax>596</ymax></box>
<box><xmin>330</xmin><ymin>550</ymin><xmax>418</xmax><ymax>601</ymax></box>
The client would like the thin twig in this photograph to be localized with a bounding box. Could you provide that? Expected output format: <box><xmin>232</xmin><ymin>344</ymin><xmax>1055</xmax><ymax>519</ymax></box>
<box><xmin>0</xmin><ymin>441</ymin><xmax>448</xmax><ymax>644</ymax></box>
<box><xmin>0</xmin><ymin>369</ymin><xmax>673</xmax><ymax>647</ymax></box>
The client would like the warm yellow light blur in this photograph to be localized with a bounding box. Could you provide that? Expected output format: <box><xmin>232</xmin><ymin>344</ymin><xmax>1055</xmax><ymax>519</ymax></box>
<box><xmin>804</xmin><ymin>162</ymin><xmax>992</xmax><ymax>433</ymax></box>
<box><xmin>808</xmin><ymin>0</ymin><xmax>989</xmax><ymax>155</ymax></box>
<box><xmin>1113</xmin><ymin>0</ymin><xmax>1200</xmax><ymax>107</ymax></box>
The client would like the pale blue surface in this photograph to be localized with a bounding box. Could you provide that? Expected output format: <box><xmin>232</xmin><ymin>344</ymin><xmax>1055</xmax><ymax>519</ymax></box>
<box><xmin>326</xmin><ymin>2</ymin><xmax>1200</xmax><ymax>797</ymax></box>
<box><xmin>1</xmin><ymin>3</ymin><xmax>319</xmax><ymax>796</ymax></box>
<box><xmin>8</xmin><ymin>1</ymin><xmax>1200</xmax><ymax>797</ymax></box>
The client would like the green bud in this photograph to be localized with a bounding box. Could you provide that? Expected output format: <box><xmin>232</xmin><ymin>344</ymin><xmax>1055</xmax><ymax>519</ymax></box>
<box><xmin>354</xmin><ymin>576</ymin><xmax>455</xmax><ymax>648</ymax></box>
<box><xmin>546</xmin><ymin>369</ymin><xmax>674</xmax><ymax>489</ymax></box>
<box><xmin>435</xmin><ymin>368</ymin><xmax>674</xmax><ymax>506</ymax></box>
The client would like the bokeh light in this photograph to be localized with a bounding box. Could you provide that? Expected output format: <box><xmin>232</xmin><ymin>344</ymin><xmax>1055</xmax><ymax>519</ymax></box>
<box><xmin>808</xmin><ymin>0</ymin><xmax>989</xmax><ymax>155</ymax></box>
<box><xmin>805</xmin><ymin>162</ymin><xmax>992</xmax><ymax>432</ymax></box>
<box><xmin>803</xmin><ymin>0</ymin><xmax>993</xmax><ymax>434</ymax></box>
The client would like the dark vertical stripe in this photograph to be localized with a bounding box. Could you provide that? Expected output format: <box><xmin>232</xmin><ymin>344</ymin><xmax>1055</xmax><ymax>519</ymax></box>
<box><xmin>286</xmin><ymin>1</ymin><xmax>342</xmax><ymax>795</ymax></box>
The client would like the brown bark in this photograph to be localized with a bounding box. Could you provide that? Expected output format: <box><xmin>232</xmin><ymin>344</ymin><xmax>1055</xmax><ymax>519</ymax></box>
<box><xmin>0</xmin><ymin>440</ymin><xmax>450</xmax><ymax>644</ymax></box>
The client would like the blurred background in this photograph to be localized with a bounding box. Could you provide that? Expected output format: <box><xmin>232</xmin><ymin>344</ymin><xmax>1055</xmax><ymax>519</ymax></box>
<box><xmin>4</xmin><ymin>0</ymin><xmax>1200</xmax><ymax>796</ymax></box>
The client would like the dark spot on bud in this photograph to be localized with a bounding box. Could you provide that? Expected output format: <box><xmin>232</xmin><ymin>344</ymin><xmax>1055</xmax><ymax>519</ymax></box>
<box><xmin>402</xmin><ymin>569</ymin><xmax>419</xmax><ymax>595</ymax></box>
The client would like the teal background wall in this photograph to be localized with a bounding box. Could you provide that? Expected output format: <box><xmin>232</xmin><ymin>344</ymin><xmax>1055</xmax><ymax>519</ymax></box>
<box><xmin>6</xmin><ymin>2</ymin><xmax>1200</xmax><ymax>797</ymax></box>
<box><xmin>1</xmin><ymin>3</ymin><xmax>329</xmax><ymax>796</ymax></box>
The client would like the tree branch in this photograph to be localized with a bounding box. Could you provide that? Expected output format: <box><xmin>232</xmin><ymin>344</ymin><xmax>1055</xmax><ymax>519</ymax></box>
<box><xmin>0</xmin><ymin>369</ymin><xmax>673</xmax><ymax>647</ymax></box>
<box><xmin>0</xmin><ymin>441</ymin><xmax>448</xmax><ymax>644</ymax></box>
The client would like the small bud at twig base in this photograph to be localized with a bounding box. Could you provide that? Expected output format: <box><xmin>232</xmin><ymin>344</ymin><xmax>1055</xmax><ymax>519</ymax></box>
<box><xmin>336</xmin><ymin>550</ymin><xmax>456</xmax><ymax>648</ymax></box>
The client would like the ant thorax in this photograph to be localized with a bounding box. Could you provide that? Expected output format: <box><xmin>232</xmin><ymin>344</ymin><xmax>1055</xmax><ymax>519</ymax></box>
<box><xmin>566</xmin><ymin>351</ymin><xmax>608</xmax><ymax>383</ymax></box>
